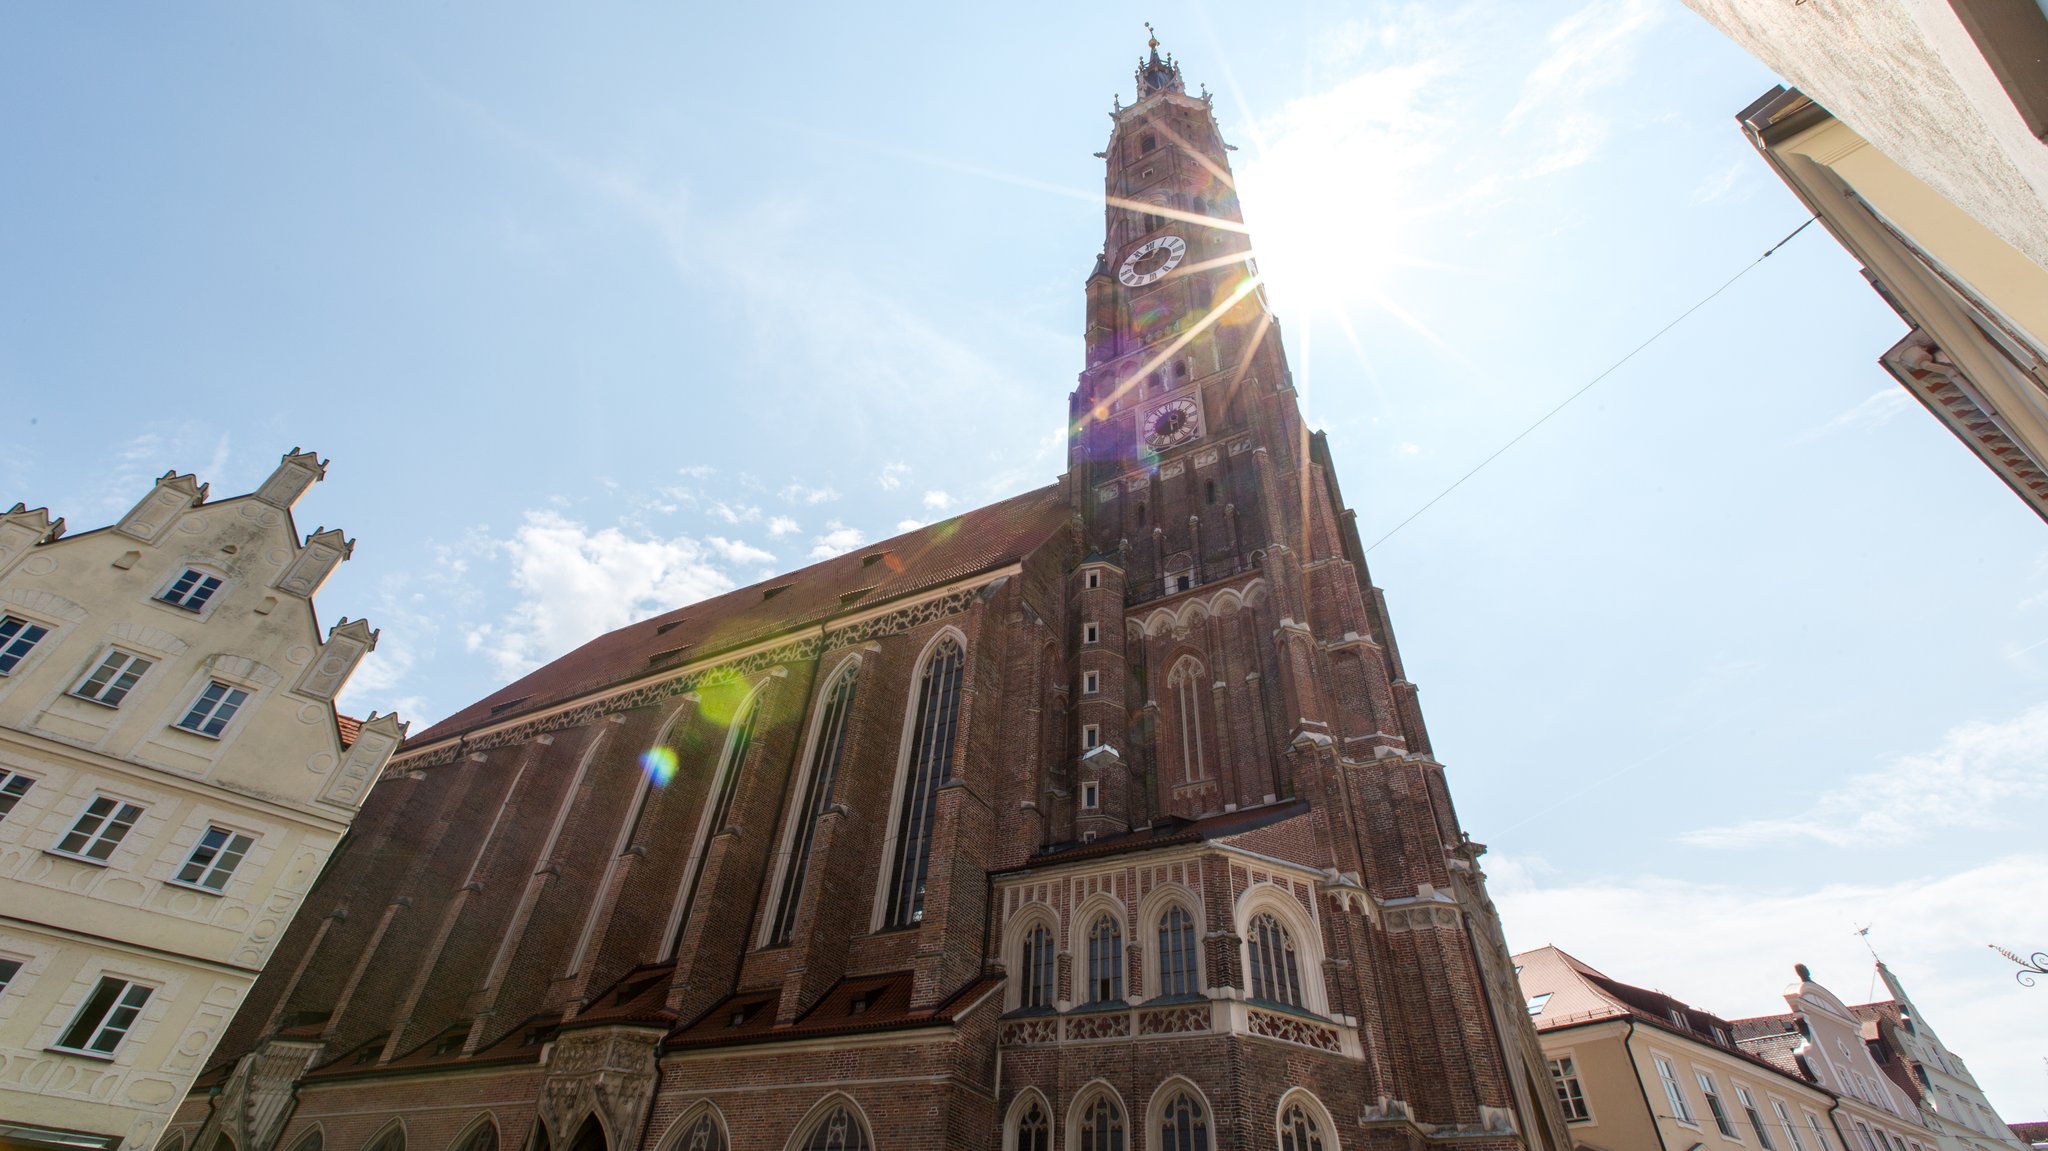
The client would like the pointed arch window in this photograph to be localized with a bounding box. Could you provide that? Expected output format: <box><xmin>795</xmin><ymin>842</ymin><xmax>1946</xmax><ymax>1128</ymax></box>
<box><xmin>1248</xmin><ymin>912</ymin><xmax>1304</xmax><ymax>1008</ymax></box>
<box><xmin>1078</xmin><ymin>1095</ymin><xmax>1126</xmax><ymax>1151</ymax></box>
<box><xmin>672</xmin><ymin>690</ymin><xmax>762</xmax><ymax>952</ymax></box>
<box><xmin>770</xmin><ymin>665</ymin><xmax>858</xmax><ymax>944</ymax></box>
<box><xmin>1157</xmin><ymin>904</ymin><xmax>1198</xmax><ymax>997</ymax></box>
<box><xmin>1020</xmin><ymin>924</ymin><xmax>1055</xmax><ymax>1009</ymax></box>
<box><xmin>883</xmin><ymin>637</ymin><xmax>963</xmax><ymax>928</ymax></box>
<box><xmin>1168</xmin><ymin>657</ymin><xmax>1208</xmax><ymax>782</ymax></box>
<box><xmin>1279</xmin><ymin>1103</ymin><xmax>1326</xmax><ymax>1151</ymax></box>
<box><xmin>1086</xmin><ymin>914</ymin><xmax>1123</xmax><ymax>1003</ymax></box>
<box><xmin>1013</xmin><ymin>1099</ymin><xmax>1051</xmax><ymax>1151</ymax></box>
<box><xmin>800</xmin><ymin>1107</ymin><xmax>870</xmax><ymax>1151</ymax></box>
<box><xmin>1156</xmin><ymin>1091</ymin><xmax>1210</xmax><ymax>1151</ymax></box>
<box><xmin>680</xmin><ymin>1114</ymin><xmax>725</xmax><ymax>1151</ymax></box>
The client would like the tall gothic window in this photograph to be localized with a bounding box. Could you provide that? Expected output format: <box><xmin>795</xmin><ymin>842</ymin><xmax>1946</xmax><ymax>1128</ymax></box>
<box><xmin>1157</xmin><ymin>904</ymin><xmax>1198</xmax><ymax>997</ymax></box>
<box><xmin>883</xmin><ymin>637</ymin><xmax>963</xmax><ymax>928</ymax></box>
<box><xmin>1156</xmin><ymin>1091</ymin><xmax>1209</xmax><ymax>1151</ymax></box>
<box><xmin>769</xmin><ymin>665</ymin><xmax>858</xmax><ymax>944</ymax></box>
<box><xmin>1020</xmin><ymin>924</ymin><xmax>1055</xmax><ymax>1009</ymax></box>
<box><xmin>801</xmin><ymin>1106</ymin><xmax>870</xmax><ymax>1151</ymax></box>
<box><xmin>1167</xmin><ymin>658</ymin><xmax>1207</xmax><ymax>782</ymax></box>
<box><xmin>672</xmin><ymin>691</ymin><xmax>761</xmax><ymax>952</ymax></box>
<box><xmin>681</xmin><ymin>1113</ymin><xmax>726</xmax><ymax>1151</ymax></box>
<box><xmin>1247</xmin><ymin>912</ymin><xmax>1305</xmax><ymax>1008</ymax></box>
<box><xmin>1278</xmin><ymin>1103</ymin><xmax>1326</xmax><ymax>1151</ymax></box>
<box><xmin>1014</xmin><ymin>1099</ymin><xmax>1051</xmax><ymax>1151</ymax></box>
<box><xmin>1087</xmin><ymin>914</ymin><xmax>1123</xmax><ymax>1003</ymax></box>
<box><xmin>1078</xmin><ymin>1095</ymin><xmax>1126</xmax><ymax>1151</ymax></box>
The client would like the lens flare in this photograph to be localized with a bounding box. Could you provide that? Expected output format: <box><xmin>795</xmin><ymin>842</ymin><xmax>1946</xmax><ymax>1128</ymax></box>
<box><xmin>642</xmin><ymin>746</ymin><xmax>678</xmax><ymax>786</ymax></box>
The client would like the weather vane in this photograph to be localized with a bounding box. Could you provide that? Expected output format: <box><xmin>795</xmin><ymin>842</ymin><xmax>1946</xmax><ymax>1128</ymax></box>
<box><xmin>1991</xmin><ymin>944</ymin><xmax>2048</xmax><ymax>988</ymax></box>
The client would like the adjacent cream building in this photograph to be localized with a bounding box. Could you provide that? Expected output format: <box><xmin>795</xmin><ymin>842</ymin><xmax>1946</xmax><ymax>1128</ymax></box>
<box><xmin>0</xmin><ymin>450</ymin><xmax>400</xmax><ymax>1151</ymax></box>
<box><xmin>1852</xmin><ymin>962</ymin><xmax>2027</xmax><ymax>1151</ymax></box>
<box><xmin>1517</xmin><ymin>946</ymin><xmax>1840</xmax><ymax>1151</ymax></box>
<box><xmin>1733</xmin><ymin>965</ymin><xmax>1936</xmax><ymax>1151</ymax></box>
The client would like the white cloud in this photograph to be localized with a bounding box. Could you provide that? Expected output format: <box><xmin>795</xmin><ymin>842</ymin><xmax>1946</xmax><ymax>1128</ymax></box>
<box><xmin>708</xmin><ymin>501</ymin><xmax>761</xmax><ymax>524</ymax></box>
<box><xmin>468</xmin><ymin>510</ymin><xmax>733</xmax><ymax>679</ymax></box>
<box><xmin>1490</xmin><ymin>853</ymin><xmax>2048</xmax><ymax>1117</ymax></box>
<box><xmin>780</xmin><ymin>481</ymin><xmax>840</xmax><ymax>505</ymax></box>
<box><xmin>1797</xmin><ymin>387</ymin><xmax>1915</xmax><ymax>442</ymax></box>
<box><xmin>766</xmin><ymin>515</ymin><xmax>800</xmax><ymax>537</ymax></box>
<box><xmin>706</xmin><ymin>536</ymin><xmax>776</xmax><ymax>566</ymax></box>
<box><xmin>896</xmin><ymin>518</ymin><xmax>926</xmax><ymax>533</ymax></box>
<box><xmin>921</xmin><ymin>490</ymin><xmax>954</xmax><ymax>511</ymax></box>
<box><xmin>878</xmin><ymin>462</ymin><xmax>910</xmax><ymax>491</ymax></box>
<box><xmin>1691</xmin><ymin>158</ymin><xmax>1751</xmax><ymax>205</ymax></box>
<box><xmin>1682</xmin><ymin>702</ymin><xmax>2048</xmax><ymax>848</ymax></box>
<box><xmin>808</xmin><ymin>521</ymin><xmax>867</xmax><ymax>561</ymax></box>
<box><xmin>676</xmin><ymin>464</ymin><xmax>715</xmax><ymax>478</ymax></box>
<box><xmin>1504</xmin><ymin>0</ymin><xmax>1662</xmax><ymax>175</ymax></box>
<box><xmin>1395</xmin><ymin>442</ymin><xmax>1423</xmax><ymax>457</ymax></box>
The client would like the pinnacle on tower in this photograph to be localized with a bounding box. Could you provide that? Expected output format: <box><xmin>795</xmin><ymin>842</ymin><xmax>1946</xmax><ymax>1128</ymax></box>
<box><xmin>1136</xmin><ymin>23</ymin><xmax>1184</xmax><ymax>98</ymax></box>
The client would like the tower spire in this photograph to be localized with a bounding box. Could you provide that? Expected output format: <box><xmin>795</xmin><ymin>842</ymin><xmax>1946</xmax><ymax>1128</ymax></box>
<box><xmin>1135</xmin><ymin>23</ymin><xmax>1184</xmax><ymax>98</ymax></box>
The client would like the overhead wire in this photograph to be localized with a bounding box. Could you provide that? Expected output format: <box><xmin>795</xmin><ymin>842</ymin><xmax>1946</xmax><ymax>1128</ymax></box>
<box><xmin>1363</xmin><ymin>215</ymin><xmax>1820</xmax><ymax>555</ymax></box>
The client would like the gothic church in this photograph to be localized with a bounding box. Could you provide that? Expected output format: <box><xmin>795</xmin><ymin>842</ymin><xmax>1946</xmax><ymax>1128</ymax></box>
<box><xmin>171</xmin><ymin>39</ymin><xmax>1572</xmax><ymax>1151</ymax></box>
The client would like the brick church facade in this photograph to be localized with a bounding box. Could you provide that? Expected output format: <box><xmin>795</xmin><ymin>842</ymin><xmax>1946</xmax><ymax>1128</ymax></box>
<box><xmin>168</xmin><ymin>40</ymin><xmax>1572</xmax><ymax>1151</ymax></box>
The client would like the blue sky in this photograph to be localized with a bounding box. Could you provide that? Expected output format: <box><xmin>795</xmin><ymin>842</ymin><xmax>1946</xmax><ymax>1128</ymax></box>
<box><xmin>6</xmin><ymin>1</ymin><xmax>2045</xmax><ymax>1119</ymax></box>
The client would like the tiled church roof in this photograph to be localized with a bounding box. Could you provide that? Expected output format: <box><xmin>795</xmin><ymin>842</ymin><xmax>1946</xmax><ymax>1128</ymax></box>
<box><xmin>408</xmin><ymin>483</ymin><xmax>1070</xmax><ymax>746</ymax></box>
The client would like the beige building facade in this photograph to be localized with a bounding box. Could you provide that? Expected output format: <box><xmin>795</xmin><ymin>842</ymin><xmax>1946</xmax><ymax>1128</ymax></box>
<box><xmin>1856</xmin><ymin>962</ymin><xmax>2026</xmax><ymax>1151</ymax></box>
<box><xmin>1733</xmin><ymin>966</ymin><xmax>1935</xmax><ymax>1151</ymax></box>
<box><xmin>1518</xmin><ymin>947</ymin><xmax>1840</xmax><ymax>1151</ymax></box>
<box><xmin>0</xmin><ymin>451</ymin><xmax>399</xmax><ymax>1151</ymax></box>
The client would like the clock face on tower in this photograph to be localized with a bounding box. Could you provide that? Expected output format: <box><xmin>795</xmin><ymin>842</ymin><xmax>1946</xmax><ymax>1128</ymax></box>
<box><xmin>1142</xmin><ymin>396</ymin><xmax>1202</xmax><ymax>451</ymax></box>
<box><xmin>1119</xmin><ymin>235</ymin><xmax>1187</xmax><ymax>287</ymax></box>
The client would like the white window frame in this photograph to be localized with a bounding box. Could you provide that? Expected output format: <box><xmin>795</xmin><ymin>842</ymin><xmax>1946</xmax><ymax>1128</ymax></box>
<box><xmin>157</xmin><ymin>566</ymin><xmax>226</xmax><ymax>614</ymax></box>
<box><xmin>1697</xmin><ymin>1068</ymin><xmax>1738</xmax><ymax>1138</ymax></box>
<box><xmin>1804</xmin><ymin>1110</ymin><xmax>1834</xmax><ymax>1151</ymax></box>
<box><xmin>174</xmin><ymin>679</ymin><xmax>253</xmax><ymax>739</ymax></box>
<box><xmin>1083</xmin><ymin>723</ymin><xmax>1100</xmax><ymax>749</ymax></box>
<box><xmin>1085</xmin><ymin>570</ymin><xmax>1102</xmax><ymax>589</ymax></box>
<box><xmin>1772</xmin><ymin>1099</ymin><xmax>1808</xmax><ymax>1151</ymax></box>
<box><xmin>1735</xmin><ymin>1083</ymin><xmax>1776</xmax><ymax>1149</ymax></box>
<box><xmin>0</xmin><ymin>613</ymin><xmax>52</xmax><ymax>675</ymax></box>
<box><xmin>1083</xmin><ymin>622</ymin><xmax>1100</xmax><ymax>644</ymax></box>
<box><xmin>1526</xmin><ymin>992</ymin><xmax>1551</xmax><ymax>1015</ymax></box>
<box><xmin>172</xmin><ymin>824</ymin><xmax>257</xmax><ymax>892</ymax></box>
<box><xmin>1548</xmin><ymin>1051</ymin><xmax>1593</xmax><ymax>1122</ymax></box>
<box><xmin>1082</xmin><ymin>669</ymin><xmax>1100</xmax><ymax>694</ymax></box>
<box><xmin>0</xmin><ymin>954</ymin><xmax>23</xmax><ymax>998</ymax></box>
<box><xmin>1081</xmin><ymin>781</ymin><xmax>1099</xmax><ymax>809</ymax></box>
<box><xmin>53</xmin><ymin>794</ymin><xmax>146</xmax><ymax>864</ymax></box>
<box><xmin>1654</xmin><ymin>1053</ymin><xmax>1698</xmax><ymax>1126</ymax></box>
<box><xmin>0</xmin><ymin>767</ymin><xmax>36</xmax><ymax>822</ymax></box>
<box><xmin>51</xmin><ymin>975</ymin><xmax>155</xmax><ymax>1058</ymax></box>
<box><xmin>72</xmin><ymin>649</ymin><xmax>154</xmax><ymax>707</ymax></box>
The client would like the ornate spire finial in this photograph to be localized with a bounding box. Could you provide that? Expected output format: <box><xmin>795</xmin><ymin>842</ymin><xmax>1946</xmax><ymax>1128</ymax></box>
<box><xmin>1146</xmin><ymin>21</ymin><xmax>1159</xmax><ymax>50</ymax></box>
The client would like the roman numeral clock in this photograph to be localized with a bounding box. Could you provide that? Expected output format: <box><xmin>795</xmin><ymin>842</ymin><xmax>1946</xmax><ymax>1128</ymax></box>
<box><xmin>1119</xmin><ymin>233</ymin><xmax>1206</xmax><ymax>454</ymax></box>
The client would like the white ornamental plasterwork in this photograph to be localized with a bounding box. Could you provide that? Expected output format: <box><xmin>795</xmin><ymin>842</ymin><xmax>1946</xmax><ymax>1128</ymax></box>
<box><xmin>191</xmin><ymin>1039</ymin><xmax>324</xmax><ymax>1151</ymax></box>
<box><xmin>537</xmin><ymin>1027</ymin><xmax>665</xmax><ymax>1151</ymax></box>
<box><xmin>1193</xmin><ymin>448</ymin><xmax>1220</xmax><ymax>468</ymax></box>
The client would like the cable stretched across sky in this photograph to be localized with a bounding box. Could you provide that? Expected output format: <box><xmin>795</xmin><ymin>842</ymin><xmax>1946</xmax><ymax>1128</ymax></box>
<box><xmin>1364</xmin><ymin>215</ymin><xmax>1820</xmax><ymax>554</ymax></box>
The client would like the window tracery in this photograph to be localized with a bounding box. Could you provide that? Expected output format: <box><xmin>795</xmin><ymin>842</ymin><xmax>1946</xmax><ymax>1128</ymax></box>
<box><xmin>769</xmin><ymin>663</ymin><xmax>858</xmax><ymax>944</ymax></box>
<box><xmin>883</xmin><ymin>635</ymin><xmax>963</xmax><ymax>928</ymax></box>
<box><xmin>1247</xmin><ymin>912</ymin><xmax>1304</xmax><ymax>1008</ymax></box>
<box><xmin>1087</xmin><ymin>914</ymin><xmax>1124</xmax><ymax>1003</ymax></box>
<box><xmin>1156</xmin><ymin>1090</ymin><xmax>1210</xmax><ymax>1151</ymax></box>
<box><xmin>1020</xmin><ymin>923</ymin><xmax>1056</xmax><ymax>1009</ymax></box>
<box><xmin>1157</xmin><ymin>903</ymin><xmax>1198</xmax><ymax>997</ymax></box>
<box><xmin>1077</xmin><ymin>1093</ymin><xmax>1126</xmax><ymax>1151</ymax></box>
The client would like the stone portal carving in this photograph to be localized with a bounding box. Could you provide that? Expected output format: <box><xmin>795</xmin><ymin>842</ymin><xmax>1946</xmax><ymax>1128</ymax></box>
<box><xmin>537</xmin><ymin>1027</ymin><xmax>665</xmax><ymax>1151</ymax></box>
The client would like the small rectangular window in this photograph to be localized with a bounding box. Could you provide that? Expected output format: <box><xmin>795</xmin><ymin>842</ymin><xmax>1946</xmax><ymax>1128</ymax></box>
<box><xmin>55</xmin><ymin>795</ymin><xmax>145</xmax><ymax>863</ymax></box>
<box><xmin>160</xmin><ymin>569</ymin><xmax>223</xmax><ymax>611</ymax></box>
<box><xmin>0</xmin><ymin>956</ymin><xmax>21</xmax><ymax>997</ymax></box>
<box><xmin>1655</xmin><ymin>1055</ymin><xmax>1696</xmax><ymax>1125</ymax></box>
<box><xmin>0</xmin><ymin>615</ymin><xmax>51</xmax><ymax>675</ymax></box>
<box><xmin>1737</xmin><ymin>1084</ymin><xmax>1776</xmax><ymax>1149</ymax></box>
<box><xmin>1085</xmin><ymin>570</ymin><xmax>1101</xmax><ymax>589</ymax></box>
<box><xmin>1548</xmin><ymin>1055</ymin><xmax>1591</xmax><ymax>1122</ymax></box>
<box><xmin>176</xmin><ymin>681</ymin><xmax>250</xmax><ymax>738</ymax></box>
<box><xmin>1082</xmin><ymin>781</ymin><xmax>1099</xmax><ymax>810</ymax></box>
<box><xmin>55</xmin><ymin>976</ymin><xmax>153</xmax><ymax>1056</ymax></box>
<box><xmin>1083</xmin><ymin>724</ymin><xmax>1101</xmax><ymax>749</ymax></box>
<box><xmin>1697</xmin><ymin>1070</ymin><xmax>1736</xmax><ymax>1137</ymax></box>
<box><xmin>1083</xmin><ymin>622</ymin><xmax>1100</xmax><ymax>644</ymax></box>
<box><xmin>0</xmin><ymin>769</ymin><xmax>34</xmax><ymax>822</ymax></box>
<box><xmin>174</xmin><ymin>826</ymin><xmax>255</xmax><ymax>891</ymax></box>
<box><xmin>1082</xmin><ymin>670</ymin><xmax>1100</xmax><ymax>694</ymax></box>
<box><xmin>1526</xmin><ymin>992</ymin><xmax>1551</xmax><ymax>1015</ymax></box>
<box><xmin>74</xmin><ymin>650</ymin><xmax>153</xmax><ymax>706</ymax></box>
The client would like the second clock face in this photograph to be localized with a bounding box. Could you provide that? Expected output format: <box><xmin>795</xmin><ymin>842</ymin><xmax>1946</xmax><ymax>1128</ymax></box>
<box><xmin>1143</xmin><ymin>396</ymin><xmax>1201</xmax><ymax>451</ymax></box>
<box><xmin>1120</xmin><ymin>235</ymin><xmax>1187</xmax><ymax>287</ymax></box>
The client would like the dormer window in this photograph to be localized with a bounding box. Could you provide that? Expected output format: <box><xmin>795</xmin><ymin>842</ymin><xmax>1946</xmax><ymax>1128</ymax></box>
<box><xmin>160</xmin><ymin>569</ymin><xmax>224</xmax><ymax>612</ymax></box>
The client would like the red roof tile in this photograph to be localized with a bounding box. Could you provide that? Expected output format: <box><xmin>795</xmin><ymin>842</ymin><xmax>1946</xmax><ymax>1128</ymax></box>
<box><xmin>1000</xmin><ymin>799</ymin><xmax>1311</xmax><ymax>870</ymax></box>
<box><xmin>408</xmin><ymin>484</ymin><xmax>1069</xmax><ymax>747</ymax></box>
<box><xmin>336</xmin><ymin>713</ymin><xmax>362</xmax><ymax>749</ymax></box>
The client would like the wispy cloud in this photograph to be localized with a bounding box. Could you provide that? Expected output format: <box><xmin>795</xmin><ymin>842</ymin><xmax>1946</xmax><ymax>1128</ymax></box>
<box><xmin>766</xmin><ymin>515</ymin><xmax>800</xmax><ymax>537</ymax></box>
<box><xmin>1691</xmin><ymin>157</ymin><xmax>1751</xmax><ymax>204</ymax></box>
<box><xmin>465</xmin><ymin>510</ymin><xmax>734</xmax><ymax>679</ymax></box>
<box><xmin>708</xmin><ymin>501</ymin><xmax>761</xmax><ymax>524</ymax></box>
<box><xmin>779</xmin><ymin>481</ymin><xmax>840</xmax><ymax>505</ymax></box>
<box><xmin>808</xmin><ymin>520</ymin><xmax>866</xmax><ymax>561</ymax></box>
<box><xmin>1797</xmin><ymin>387</ymin><xmax>1915</xmax><ymax>442</ymax></box>
<box><xmin>706</xmin><ymin>536</ymin><xmax>776</xmax><ymax>566</ymax></box>
<box><xmin>1504</xmin><ymin>0</ymin><xmax>1663</xmax><ymax>175</ymax></box>
<box><xmin>921</xmin><ymin>490</ymin><xmax>954</xmax><ymax>511</ymax></box>
<box><xmin>1682</xmin><ymin>702</ymin><xmax>2048</xmax><ymax>848</ymax></box>
<box><xmin>878</xmin><ymin>462</ymin><xmax>909</xmax><ymax>491</ymax></box>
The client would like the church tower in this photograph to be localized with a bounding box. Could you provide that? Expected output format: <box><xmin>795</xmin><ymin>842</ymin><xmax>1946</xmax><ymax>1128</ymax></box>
<box><xmin>163</xmin><ymin>34</ymin><xmax>1571</xmax><ymax>1151</ymax></box>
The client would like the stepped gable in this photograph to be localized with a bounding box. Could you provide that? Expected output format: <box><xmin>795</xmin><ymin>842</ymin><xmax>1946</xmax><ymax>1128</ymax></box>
<box><xmin>408</xmin><ymin>482</ymin><xmax>1068</xmax><ymax>746</ymax></box>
